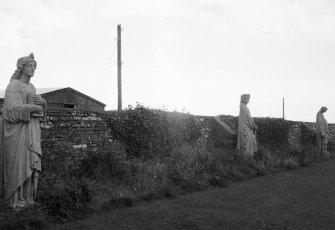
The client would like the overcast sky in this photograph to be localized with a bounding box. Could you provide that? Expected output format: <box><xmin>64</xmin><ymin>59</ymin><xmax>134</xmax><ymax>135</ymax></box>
<box><xmin>1</xmin><ymin>0</ymin><xmax>335</xmax><ymax>122</ymax></box>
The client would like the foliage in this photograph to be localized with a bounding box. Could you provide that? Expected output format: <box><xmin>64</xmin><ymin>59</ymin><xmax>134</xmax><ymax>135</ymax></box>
<box><xmin>74</xmin><ymin>141</ymin><xmax>127</xmax><ymax>179</ymax></box>
<box><xmin>36</xmin><ymin>141</ymin><xmax>96</xmax><ymax>221</ymax></box>
<box><xmin>281</xmin><ymin>156</ymin><xmax>299</xmax><ymax>170</ymax></box>
<box><xmin>38</xmin><ymin>176</ymin><xmax>92</xmax><ymax>220</ymax></box>
<box><xmin>107</xmin><ymin>104</ymin><xmax>160</xmax><ymax>159</ymax></box>
<box><xmin>254</xmin><ymin>118</ymin><xmax>291</xmax><ymax>151</ymax></box>
<box><xmin>40</xmin><ymin>108</ymin><xmax>332</xmax><ymax>221</ymax></box>
<box><xmin>168</xmin><ymin>142</ymin><xmax>212</xmax><ymax>192</ymax></box>
<box><xmin>0</xmin><ymin>203</ymin><xmax>46</xmax><ymax>230</ymax></box>
<box><xmin>107</xmin><ymin>104</ymin><xmax>202</xmax><ymax>159</ymax></box>
<box><xmin>4</xmin><ymin>106</ymin><xmax>332</xmax><ymax>227</ymax></box>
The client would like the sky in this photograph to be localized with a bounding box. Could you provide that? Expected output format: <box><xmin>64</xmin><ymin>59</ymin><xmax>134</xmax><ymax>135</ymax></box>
<box><xmin>1</xmin><ymin>0</ymin><xmax>335</xmax><ymax>122</ymax></box>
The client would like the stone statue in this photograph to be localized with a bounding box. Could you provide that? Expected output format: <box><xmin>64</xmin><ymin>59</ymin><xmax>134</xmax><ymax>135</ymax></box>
<box><xmin>0</xmin><ymin>53</ymin><xmax>46</xmax><ymax>210</ymax></box>
<box><xmin>316</xmin><ymin>106</ymin><xmax>329</xmax><ymax>155</ymax></box>
<box><xmin>237</xmin><ymin>94</ymin><xmax>257</xmax><ymax>158</ymax></box>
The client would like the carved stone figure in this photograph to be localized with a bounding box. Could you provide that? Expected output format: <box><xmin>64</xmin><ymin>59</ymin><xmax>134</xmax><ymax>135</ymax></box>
<box><xmin>237</xmin><ymin>94</ymin><xmax>257</xmax><ymax>158</ymax></box>
<box><xmin>316</xmin><ymin>106</ymin><xmax>329</xmax><ymax>155</ymax></box>
<box><xmin>0</xmin><ymin>53</ymin><xmax>46</xmax><ymax>210</ymax></box>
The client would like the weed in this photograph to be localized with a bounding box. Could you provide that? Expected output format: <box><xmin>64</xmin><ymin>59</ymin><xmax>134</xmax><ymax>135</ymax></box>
<box><xmin>282</xmin><ymin>156</ymin><xmax>299</xmax><ymax>170</ymax></box>
<box><xmin>0</xmin><ymin>205</ymin><xmax>47</xmax><ymax>230</ymax></box>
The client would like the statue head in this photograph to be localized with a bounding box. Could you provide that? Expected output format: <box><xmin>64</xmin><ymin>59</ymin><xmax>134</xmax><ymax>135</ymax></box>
<box><xmin>319</xmin><ymin>106</ymin><xmax>328</xmax><ymax>113</ymax></box>
<box><xmin>240</xmin><ymin>94</ymin><xmax>250</xmax><ymax>105</ymax></box>
<box><xmin>11</xmin><ymin>53</ymin><xmax>37</xmax><ymax>81</ymax></box>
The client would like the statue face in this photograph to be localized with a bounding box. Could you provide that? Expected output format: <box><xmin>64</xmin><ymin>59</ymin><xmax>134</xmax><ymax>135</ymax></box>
<box><xmin>242</xmin><ymin>97</ymin><xmax>250</xmax><ymax>104</ymax></box>
<box><xmin>22</xmin><ymin>61</ymin><xmax>36</xmax><ymax>77</ymax></box>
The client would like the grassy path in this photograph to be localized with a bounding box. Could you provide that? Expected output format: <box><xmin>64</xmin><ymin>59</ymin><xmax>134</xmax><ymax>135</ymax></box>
<box><xmin>49</xmin><ymin>160</ymin><xmax>335</xmax><ymax>230</ymax></box>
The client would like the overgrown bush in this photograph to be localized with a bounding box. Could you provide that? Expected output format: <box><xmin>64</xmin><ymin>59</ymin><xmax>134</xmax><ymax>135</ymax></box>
<box><xmin>168</xmin><ymin>138</ymin><xmax>208</xmax><ymax>190</ymax></box>
<box><xmin>75</xmin><ymin>141</ymin><xmax>127</xmax><ymax>179</ymax></box>
<box><xmin>107</xmin><ymin>105</ymin><xmax>162</xmax><ymax>159</ymax></box>
<box><xmin>38</xmin><ymin>176</ymin><xmax>92</xmax><ymax>220</ymax></box>
<box><xmin>107</xmin><ymin>104</ymin><xmax>202</xmax><ymax>159</ymax></box>
<box><xmin>38</xmin><ymin>141</ymin><xmax>98</xmax><ymax>220</ymax></box>
<box><xmin>255</xmin><ymin>118</ymin><xmax>291</xmax><ymax>151</ymax></box>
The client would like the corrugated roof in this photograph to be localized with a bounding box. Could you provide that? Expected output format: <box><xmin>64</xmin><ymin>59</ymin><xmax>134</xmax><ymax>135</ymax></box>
<box><xmin>36</xmin><ymin>88</ymin><xmax>64</xmax><ymax>95</ymax></box>
<box><xmin>41</xmin><ymin>87</ymin><xmax>106</xmax><ymax>106</ymax></box>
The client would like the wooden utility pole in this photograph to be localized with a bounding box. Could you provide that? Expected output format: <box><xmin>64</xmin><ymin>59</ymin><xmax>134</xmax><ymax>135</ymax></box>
<box><xmin>282</xmin><ymin>97</ymin><xmax>285</xmax><ymax>119</ymax></box>
<box><xmin>117</xmin><ymin>24</ymin><xmax>122</xmax><ymax>111</ymax></box>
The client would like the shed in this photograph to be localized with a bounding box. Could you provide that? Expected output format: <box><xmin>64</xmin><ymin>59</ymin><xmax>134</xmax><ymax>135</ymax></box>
<box><xmin>0</xmin><ymin>87</ymin><xmax>106</xmax><ymax>111</ymax></box>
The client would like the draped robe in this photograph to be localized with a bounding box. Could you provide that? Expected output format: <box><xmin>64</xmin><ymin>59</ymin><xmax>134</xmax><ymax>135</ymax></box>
<box><xmin>237</xmin><ymin>104</ymin><xmax>257</xmax><ymax>157</ymax></box>
<box><xmin>0</xmin><ymin>79</ymin><xmax>42</xmax><ymax>207</ymax></box>
<box><xmin>316</xmin><ymin>112</ymin><xmax>328</xmax><ymax>153</ymax></box>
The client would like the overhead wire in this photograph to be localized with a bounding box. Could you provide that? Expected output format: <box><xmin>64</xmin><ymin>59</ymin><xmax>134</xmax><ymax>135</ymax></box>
<box><xmin>94</xmin><ymin>40</ymin><xmax>118</xmax><ymax>98</ymax></box>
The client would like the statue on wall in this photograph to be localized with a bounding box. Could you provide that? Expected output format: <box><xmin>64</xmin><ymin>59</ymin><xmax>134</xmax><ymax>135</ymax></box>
<box><xmin>237</xmin><ymin>94</ymin><xmax>257</xmax><ymax>158</ymax></box>
<box><xmin>0</xmin><ymin>53</ymin><xmax>46</xmax><ymax>210</ymax></box>
<box><xmin>316</xmin><ymin>106</ymin><xmax>329</xmax><ymax>155</ymax></box>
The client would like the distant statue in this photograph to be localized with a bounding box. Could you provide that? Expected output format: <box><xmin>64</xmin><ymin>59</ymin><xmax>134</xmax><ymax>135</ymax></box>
<box><xmin>316</xmin><ymin>106</ymin><xmax>329</xmax><ymax>155</ymax></box>
<box><xmin>237</xmin><ymin>94</ymin><xmax>257</xmax><ymax>158</ymax></box>
<box><xmin>0</xmin><ymin>53</ymin><xmax>46</xmax><ymax>210</ymax></box>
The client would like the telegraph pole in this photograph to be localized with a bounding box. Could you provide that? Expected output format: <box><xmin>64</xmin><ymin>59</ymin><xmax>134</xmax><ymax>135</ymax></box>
<box><xmin>117</xmin><ymin>24</ymin><xmax>122</xmax><ymax>111</ymax></box>
<box><xmin>282</xmin><ymin>97</ymin><xmax>285</xmax><ymax>119</ymax></box>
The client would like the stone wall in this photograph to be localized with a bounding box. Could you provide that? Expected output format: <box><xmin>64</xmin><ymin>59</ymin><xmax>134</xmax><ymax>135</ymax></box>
<box><xmin>211</xmin><ymin>115</ymin><xmax>334</xmax><ymax>152</ymax></box>
<box><xmin>38</xmin><ymin>110</ymin><xmax>333</xmax><ymax>156</ymax></box>
<box><xmin>41</xmin><ymin>108</ymin><xmax>111</xmax><ymax>155</ymax></box>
